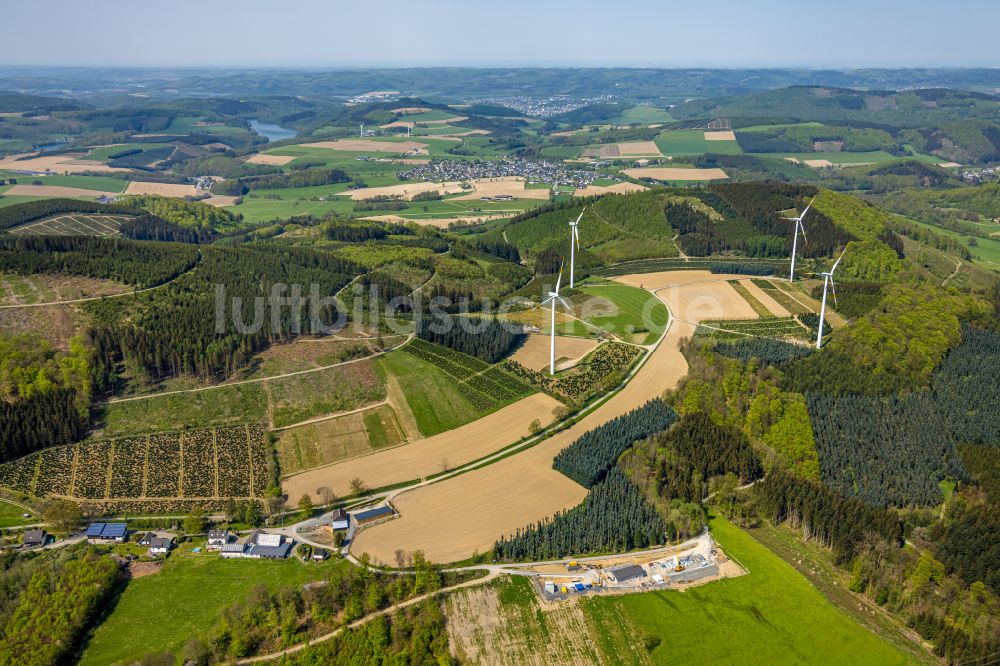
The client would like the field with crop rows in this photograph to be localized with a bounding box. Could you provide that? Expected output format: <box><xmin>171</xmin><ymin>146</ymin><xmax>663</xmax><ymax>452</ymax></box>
<box><xmin>502</xmin><ymin>342</ymin><xmax>644</xmax><ymax>403</ymax></box>
<box><xmin>0</xmin><ymin>425</ymin><xmax>269</xmax><ymax>506</ymax></box>
<box><xmin>696</xmin><ymin>316</ymin><xmax>808</xmax><ymax>340</ymax></box>
<box><xmin>9</xmin><ymin>214</ymin><xmax>132</xmax><ymax>236</ymax></box>
<box><xmin>402</xmin><ymin>339</ymin><xmax>534</xmax><ymax>411</ymax></box>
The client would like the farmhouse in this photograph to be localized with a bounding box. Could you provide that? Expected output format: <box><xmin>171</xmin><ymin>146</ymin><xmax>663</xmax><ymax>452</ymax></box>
<box><xmin>606</xmin><ymin>563</ymin><xmax>647</xmax><ymax>584</ymax></box>
<box><xmin>207</xmin><ymin>529</ymin><xmax>234</xmax><ymax>550</ymax></box>
<box><xmin>219</xmin><ymin>531</ymin><xmax>293</xmax><ymax>559</ymax></box>
<box><xmin>22</xmin><ymin>529</ymin><xmax>48</xmax><ymax>548</ymax></box>
<box><xmin>86</xmin><ymin>522</ymin><xmax>128</xmax><ymax>544</ymax></box>
<box><xmin>329</xmin><ymin>509</ymin><xmax>349</xmax><ymax>531</ymax></box>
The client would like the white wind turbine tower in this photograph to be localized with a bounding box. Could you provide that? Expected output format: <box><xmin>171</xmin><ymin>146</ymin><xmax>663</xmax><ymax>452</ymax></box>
<box><xmin>782</xmin><ymin>199</ymin><xmax>813</xmax><ymax>282</ymax></box>
<box><xmin>815</xmin><ymin>248</ymin><xmax>847</xmax><ymax>349</ymax></box>
<box><xmin>568</xmin><ymin>207</ymin><xmax>585</xmax><ymax>288</ymax></box>
<box><xmin>360</xmin><ymin>123</ymin><xmax>364</xmax><ymax>138</ymax></box>
<box><xmin>541</xmin><ymin>267</ymin><xmax>571</xmax><ymax>375</ymax></box>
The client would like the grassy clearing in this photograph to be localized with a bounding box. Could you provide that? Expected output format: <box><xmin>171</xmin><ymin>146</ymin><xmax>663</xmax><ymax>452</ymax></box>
<box><xmin>100</xmin><ymin>383</ymin><xmax>267</xmax><ymax>436</ymax></box>
<box><xmin>376</xmin><ymin>349</ymin><xmax>484</xmax><ymax>437</ymax></box>
<box><xmin>582</xmin><ymin>515</ymin><xmax>915</xmax><ymax>665</ymax></box>
<box><xmin>276</xmin><ymin>403</ymin><xmax>405</xmax><ymax>475</ymax></box>
<box><xmin>575</xmin><ymin>282</ymin><xmax>668</xmax><ymax>344</ymax></box>
<box><xmin>79</xmin><ymin>544</ymin><xmax>346</xmax><ymax>665</ymax></box>
<box><xmin>902</xmin><ymin>215</ymin><xmax>1000</xmax><ymax>271</ymax></box>
<box><xmin>13</xmin><ymin>174</ymin><xmax>128</xmax><ymax>192</ymax></box>
<box><xmin>0</xmin><ymin>499</ymin><xmax>33</xmax><ymax>528</ymax></box>
<box><xmin>266</xmin><ymin>359</ymin><xmax>386</xmax><ymax>429</ymax></box>
<box><xmin>752</xmin><ymin>279</ymin><xmax>812</xmax><ymax>315</ymax></box>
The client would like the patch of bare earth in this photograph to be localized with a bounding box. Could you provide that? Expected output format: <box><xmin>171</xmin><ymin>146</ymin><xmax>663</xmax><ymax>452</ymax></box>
<box><xmin>445</xmin><ymin>581</ymin><xmax>616</xmax><ymax>666</ymax></box>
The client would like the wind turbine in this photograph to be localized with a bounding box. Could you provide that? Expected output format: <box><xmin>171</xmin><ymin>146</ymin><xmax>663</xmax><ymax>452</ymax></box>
<box><xmin>782</xmin><ymin>199</ymin><xmax>812</xmax><ymax>282</ymax></box>
<box><xmin>815</xmin><ymin>248</ymin><xmax>847</xmax><ymax>349</ymax></box>
<box><xmin>541</xmin><ymin>267</ymin><xmax>571</xmax><ymax>375</ymax></box>
<box><xmin>360</xmin><ymin>123</ymin><xmax>364</xmax><ymax>138</ymax></box>
<box><xmin>568</xmin><ymin>207</ymin><xmax>585</xmax><ymax>288</ymax></box>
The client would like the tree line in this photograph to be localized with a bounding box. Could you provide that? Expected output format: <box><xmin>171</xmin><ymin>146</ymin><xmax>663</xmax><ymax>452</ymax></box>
<box><xmin>553</xmin><ymin>399</ymin><xmax>677</xmax><ymax>487</ymax></box>
<box><xmin>210</xmin><ymin>168</ymin><xmax>351</xmax><ymax>196</ymax></box>
<box><xmin>416</xmin><ymin>315</ymin><xmax>524</xmax><ymax>363</ymax></box>
<box><xmin>754</xmin><ymin>471</ymin><xmax>903</xmax><ymax>563</ymax></box>
<box><xmin>0</xmin><ymin>388</ymin><xmax>86</xmax><ymax>463</ymax></box>
<box><xmin>0</xmin><ymin>235</ymin><xmax>199</xmax><ymax>289</ymax></box>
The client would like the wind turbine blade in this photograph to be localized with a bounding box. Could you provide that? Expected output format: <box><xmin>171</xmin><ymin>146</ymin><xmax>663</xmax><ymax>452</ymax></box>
<box><xmin>557</xmin><ymin>296</ymin><xmax>571</xmax><ymax>310</ymax></box>
<box><xmin>555</xmin><ymin>265</ymin><xmax>563</xmax><ymax>293</ymax></box>
<box><xmin>798</xmin><ymin>220</ymin><xmax>807</xmax><ymax>245</ymax></box>
<box><xmin>541</xmin><ymin>295</ymin><xmax>555</xmax><ymax>306</ymax></box>
<box><xmin>830</xmin><ymin>277</ymin><xmax>838</xmax><ymax>309</ymax></box>
<box><xmin>800</xmin><ymin>201</ymin><xmax>812</xmax><ymax>219</ymax></box>
<box><xmin>575</xmin><ymin>207</ymin><xmax>586</xmax><ymax>225</ymax></box>
<box><xmin>831</xmin><ymin>247</ymin><xmax>848</xmax><ymax>273</ymax></box>
<box><xmin>573</xmin><ymin>224</ymin><xmax>580</xmax><ymax>248</ymax></box>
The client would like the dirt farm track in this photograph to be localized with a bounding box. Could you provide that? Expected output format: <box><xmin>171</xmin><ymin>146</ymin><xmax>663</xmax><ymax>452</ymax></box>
<box><xmin>350</xmin><ymin>271</ymin><xmax>759</xmax><ymax>565</ymax></box>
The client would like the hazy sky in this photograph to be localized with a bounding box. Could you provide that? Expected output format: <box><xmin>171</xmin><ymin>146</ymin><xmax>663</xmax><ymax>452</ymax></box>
<box><xmin>3</xmin><ymin>0</ymin><xmax>998</xmax><ymax>68</ymax></box>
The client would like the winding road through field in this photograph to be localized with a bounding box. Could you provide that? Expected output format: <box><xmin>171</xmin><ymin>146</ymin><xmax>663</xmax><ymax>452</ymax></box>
<box><xmin>348</xmin><ymin>271</ymin><xmax>759</xmax><ymax>565</ymax></box>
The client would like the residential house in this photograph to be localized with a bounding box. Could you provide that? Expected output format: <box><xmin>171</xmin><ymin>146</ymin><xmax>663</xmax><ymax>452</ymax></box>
<box><xmin>207</xmin><ymin>529</ymin><xmax>233</xmax><ymax>550</ymax></box>
<box><xmin>22</xmin><ymin>529</ymin><xmax>48</xmax><ymax>548</ymax></box>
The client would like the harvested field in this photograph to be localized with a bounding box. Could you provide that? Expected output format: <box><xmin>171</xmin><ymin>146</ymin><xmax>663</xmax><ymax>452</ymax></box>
<box><xmin>572</xmin><ymin>182</ymin><xmax>646</xmax><ymax>197</ymax></box>
<box><xmin>737</xmin><ymin>279</ymin><xmax>791</xmax><ymax>317</ymax></box>
<box><xmin>123</xmin><ymin>182</ymin><xmax>198</xmax><ymax>197</ymax></box>
<box><xmin>340</xmin><ymin>181</ymin><xmax>466</xmax><ymax>201</ymax></box>
<box><xmin>704</xmin><ymin>130</ymin><xmax>737</xmax><ymax>141</ymax></box>
<box><xmin>3</xmin><ymin>184</ymin><xmax>116</xmax><ymax>198</ymax></box>
<box><xmin>300</xmin><ymin>139</ymin><xmax>429</xmax><ymax>153</ymax></box>
<box><xmin>245</xmin><ymin>153</ymin><xmax>297</xmax><ymax>166</ymax></box>
<box><xmin>510</xmin><ymin>334</ymin><xmax>599</xmax><ymax>372</ymax></box>
<box><xmin>0</xmin><ymin>153</ymin><xmax>130</xmax><ymax>174</ymax></box>
<box><xmin>350</xmin><ymin>272</ymin><xmax>760</xmax><ymax>564</ymax></box>
<box><xmin>281</xmin><ymin>393</ymin><xmax>561</xmax><ymax>502</ymax></box>
<box><xmin>454</xmin><ymin>177</ymin><xmax>551</xmax><ymax>201</ymax></box>
<box><xmin>938</xmin><ymin>161</ymin><xmax>961</xmax><ymax>168</ymax></box>
<box><xmin>391</xmin><ymin>107</ymin><xmax>431</xmax><ymax>114</ymax></box>
<box><xmin>803</xmin><ymin>159</ymin><xmax>834</xmax><ymax>168</ymax></box>
<box><xmin>380</xmin><ymin>120</ymin><xmax>415</xmax><ymax>129</ymax></box>
<box><xmin>0</xmin><ymin>302</ymin><xmax>80</xmax><ymax>348</ymax></box>
<box><xmin>201</xmin><ymin>195</ymin><xmax>238</xmax><ymax>207</ymax></box>
<box><xmin>622</xmin><ymin>167</ymin><xmax>728</xmax><ymax>181</ymax></box>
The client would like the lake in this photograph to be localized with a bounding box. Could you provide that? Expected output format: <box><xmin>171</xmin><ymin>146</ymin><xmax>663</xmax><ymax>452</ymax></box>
<box><xmin>249</xmin><ymin>119</ymin><xmax>297</xmax><ymax>142</ymax></box>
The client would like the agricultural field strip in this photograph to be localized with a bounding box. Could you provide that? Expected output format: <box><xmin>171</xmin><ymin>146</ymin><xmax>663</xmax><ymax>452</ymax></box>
<box><xmin>349</xmin><ymin>273</ymin><xmax>760</xmax><ymax>563</ymax></box>
<box><xmin>1</xmin><ymin>425</ymin><xmax>266</xmax><ymax>501</ymax></box>
<box><xmin>105</xmin><ymin>334</ymin><xmax>412</xmax><ymax>404</ymax></box>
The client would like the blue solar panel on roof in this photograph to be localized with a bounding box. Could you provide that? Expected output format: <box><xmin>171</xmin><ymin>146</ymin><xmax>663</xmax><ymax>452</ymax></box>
<box><xmin>86</xmin><ymin>523</ymin><xmax>105</xmax><ymax>536</ymax></box>
<box><xmin>101</xmin><ymin>523</ymin><xmax>128</xmax><ymax>537</ymax></box>
<box><xmin>354</xmin><ymin>507</ymin><xmax>394</xmax><ymax>521</ymax></box>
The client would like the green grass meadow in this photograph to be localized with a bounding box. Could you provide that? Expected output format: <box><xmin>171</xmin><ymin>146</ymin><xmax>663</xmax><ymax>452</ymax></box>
<box><xmin>582</xmin><ymin>516</ymin><xmax>915</xmax><ymax>665</ymax></box>
<box><xmin>376</xmin><ymin>349</ymin><xmax>485</xmax><ymax>437</ymax></box>
<box><xmin>0</xmin><ymin>499</ymin><xmax>34</xmax><ymax>528</ymax></box>
<box><xmin>576</xmin><ymin>282</ymin><xmax>669</xmax><ymax>344</ymax></box>
<box><xmin>79</xmin><ymin>545</ymin><xmax>346</xmax><ymax>665</ymax></box>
